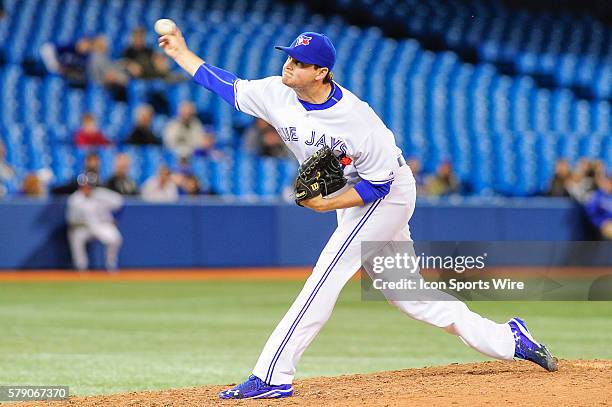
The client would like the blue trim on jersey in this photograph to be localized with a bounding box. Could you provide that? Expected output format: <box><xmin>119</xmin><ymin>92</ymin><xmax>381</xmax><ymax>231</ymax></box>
<box><xmin>264</xmin><ymin>199</ymin><xmax>382</xmax><ymax>384</ymax></box>
<box><xmin>366</xmin><ymin>177</ymin><xmax>395</xmax><ymax>185</ymax></box>
<box><xmin>298</xmin><ymin>82</ymin><xmax>343</xmax><ymax>111</ymax></box>
<box><xmin>354</xmin><ymin>179</ymin><xmax>392</xmax><ymax>204</ymax></box>
<box><xmin>193</xmin><ymin>63</ymin><xmax>239</xmax><ymax>108</ymax></box>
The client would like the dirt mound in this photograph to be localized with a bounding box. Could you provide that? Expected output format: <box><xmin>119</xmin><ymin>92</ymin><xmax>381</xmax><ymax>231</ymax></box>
<box><xmin>10</xmin><ymin>360</ymin><xmax>611</xmax><ymax>407</ymax></box>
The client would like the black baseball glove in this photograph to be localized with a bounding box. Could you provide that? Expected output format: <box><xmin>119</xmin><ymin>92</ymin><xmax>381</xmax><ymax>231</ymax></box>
<box><xmin>294</xmin><ymin>146</ymin><xmax>347</xmax><ymax>206</ymax></box>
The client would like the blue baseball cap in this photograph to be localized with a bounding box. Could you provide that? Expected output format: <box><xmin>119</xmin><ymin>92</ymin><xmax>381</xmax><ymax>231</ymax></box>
<box><xmin>275</xmin><ymin>32</ymin><xmax>336</xmax><ymax>70</ymax></box>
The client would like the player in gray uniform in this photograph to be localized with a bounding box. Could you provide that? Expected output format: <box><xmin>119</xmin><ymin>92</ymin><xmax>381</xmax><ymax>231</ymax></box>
<box><xmin>158</xmin><ymin>28</ymin><xmax>557</xmax><ymax>400</ymax></box>
<box><xmin>66</xmin><ymin>172</ymin><xmax>123</xmax><ymax>271</ymax></box>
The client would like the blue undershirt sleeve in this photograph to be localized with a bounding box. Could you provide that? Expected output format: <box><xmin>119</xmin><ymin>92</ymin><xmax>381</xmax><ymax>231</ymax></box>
<box><xmin>353</xmin><ymin>179</ymin><xmax>392</xmax><ymax>204</ymax></box>
<box><xmin>192</xmin><ymin>63</ymin><xmax>239</xmax><ymax>108</ymax></box>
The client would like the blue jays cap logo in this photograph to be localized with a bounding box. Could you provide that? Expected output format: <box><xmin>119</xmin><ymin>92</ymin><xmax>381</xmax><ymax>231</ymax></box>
<box><xmin>275</xmin><ymin>32</ymin><xmax>336</xmax><ymax>69</ymax></box>
<box><xmin>295</xmin><ymin>35</ymin><xmax>312</xmax><ymax>47</ymax></box>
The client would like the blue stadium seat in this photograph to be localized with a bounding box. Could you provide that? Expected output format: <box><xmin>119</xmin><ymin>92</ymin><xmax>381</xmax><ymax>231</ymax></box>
<box><xmin>0</xmin><ymin>0</ymin><xmax>609</xmax><ymax>198</ymax></box>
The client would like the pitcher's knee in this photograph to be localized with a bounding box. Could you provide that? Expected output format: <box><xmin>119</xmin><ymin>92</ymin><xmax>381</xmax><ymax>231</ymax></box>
<box><xmin>388</xmin><ymin>299</ymin><xmax>430</xmax><ymax>321</ymax></box>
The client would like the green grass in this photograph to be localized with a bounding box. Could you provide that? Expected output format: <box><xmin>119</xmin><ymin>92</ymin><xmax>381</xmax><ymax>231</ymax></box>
<box><xmin>0</xmin><ymin>279</ymin><xmax>610</xmax><ymax>396</ymax></box>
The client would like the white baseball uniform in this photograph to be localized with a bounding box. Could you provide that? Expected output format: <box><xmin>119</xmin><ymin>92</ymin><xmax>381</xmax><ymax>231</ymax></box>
<box><xmin>193</xmin><ymin>66</ymin><xmax>515</xmax><ymax>386</ymax></box>
<box><xmin>66</xmin><ymin>187</ymin><xmax>123</xmax><ymax>270</ymax></box>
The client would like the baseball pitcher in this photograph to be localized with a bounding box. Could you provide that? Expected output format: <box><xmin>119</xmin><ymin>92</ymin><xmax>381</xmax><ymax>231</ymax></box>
<box><xmin>158</xmin><ymin>27</ymin><xmax>557</xmax><ymax>400</ymax></box>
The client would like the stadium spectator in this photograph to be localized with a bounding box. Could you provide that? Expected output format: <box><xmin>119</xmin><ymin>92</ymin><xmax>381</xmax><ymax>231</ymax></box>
<box><xmin>592</xmin><ymin>160</ymin><xmax>607</xmax><ymax>179</ymax></box>
<box><xmin>407</xmin><ymin>157</ymin><xmax>426</xmax><ymax>194</ymax></box>
<box><xmin>547</xmin><ymin>159</ymin><xmax>572</xmax><ymax>197</ymax></box>
<box><xmin>74</xmin><ymin>113</ymin><xmax>111</xmax><ymax>147</ymax></box>
<box><xmin>163</xmin><ymin>101</ymin><xmax>212</xmax><ymax>159</ymax></box>
<box><xmin>121</xmin><ymin>27</ymin><xmax>156</xmax><ymax>79</ymax></box>
<box><xmin>51</xmin><ymin>152</ymin><xmax>101</xmax><ymax>195</ymax></box>
<box><xmin>141</xmin><ymin>165</ymin><xmax>178</xmax><ymax>202</ymax></box>
<box><xmin>105</xmin><ymin>153</ymin><xmax>137</xmax><ymax>195</ymax></box>
<box><xmin>424</xmin><ymin>161</ymin><xmax>461</xmax><ymax>196</ymax></box>
<box><xmin>21</xmin><ymin>173</ymin><xmax>44</xmax><ymax>197</ymax></box>
<box><xmin>83</xmin><ymin>152</ymin><xmax>101</xmax><ymax>175</ymax></box>
<box><xmin>242</xmin><ymin>118</ymin><xmax>288</xmax><ymax>157</ymax></box>
<box><xmin>21</xmin><ymin>169</ymin><xmax>53</xmax><ymax>198</ymax></box>
<box><xmin>174</xmin><ymin>156</ymin><xmax>193</xmax><ymax>176</ymax></box>
<box><xmin>124</xmin><ymin>38</ymin><xmax>182</xmax><ymax>82</ymax></box>
<box><xmin>243</xmin><ymin>118</ymin><xmax>270</xmax><ymax>153</ymax></box>
<box><xmin>125</xmin><ymin>104</ymin><xmax>162</xmax><ymax>145</ymax></box>
<box><xmin>151</xmin><ymin>52</ymin><xmax>185</xmax><ymax>82</ymax></box>
<box><xmin>260</xmin><ymin>126</ymin><xmax>288</xmax><ymax>158</ymax></box>
<box><xmin>0</xmin><ymin>139</ymin><xmax>15</xmax><ymax>197</ymax></box>
<box><xmin>170</xmin><ymin>158</ymin><xmax>214</xmax><ymax>196</ymax></box>
<box><xmin>176</xmin><ymin>174</ymin><xmax>202</xmax><ymax>196</ymax></box>
<box><xmin>567</xmin><ymin>159</ymin><xmax>599</xmax><ymax>203</ymax></box>
<box><xmin>40</xmin><ymin>36</ymin><xmax>92</xmax><ymax>85</ymax></box>
<box><xmin>87</xmin><ymin>35</ymin><xmax>129</xmax><ymax>100</ymax></box>
<box><xmin>584</xmin><ymin>174</ymin><xmax>612</xmax><ymax>240</ymax></box>
<box><xmin>66</xmin><ymin>172</ymin><xmax>123</xmax><ymax>271</ymax></box>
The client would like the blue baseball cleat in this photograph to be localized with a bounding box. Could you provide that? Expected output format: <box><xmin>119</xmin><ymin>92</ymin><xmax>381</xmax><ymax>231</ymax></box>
<box><xmin>508</xmin><ymin>317</ymin><xmax>558</xmax><ymax>372</ymax></box>
<box><xmin>218</xmin><ymin>375</ymin><xmax>294</xmax><ymax>399</ymax></box>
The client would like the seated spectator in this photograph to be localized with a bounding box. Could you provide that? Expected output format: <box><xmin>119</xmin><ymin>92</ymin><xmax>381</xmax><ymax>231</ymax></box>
<box><xmin>243</xmin><ymin>118</ymin><xmax>269</xmax><ymax>153</ymax></box>
<box><xmin>121</xmin><ymin>27</ymin><xmax>156</xmax><ymax>79</ymax></box>
<box><xmin>141</xmin><ymin>165</ymin><xmax>178</xmax><ymax>202</ymax></box>
<box><xmin>547</xmin><ymin>159</ymin><xmax>572</xmax><ymax>197</ymax></box>
<box><xmin>261</xmin><ymin>126</ymin><xmax>288</xmax><ymax>157</ymax></box>
<box><xmin>173</xmin><ymin>167</ymin><xmax>216</xmax><ymax>196</ymax></box>
<box><xmin>407</xmin><ymin>157</ymin><xmax>426</xmax><ymax>194</ymax></box>
<box><xmin>584</xmin><ymin>175</ymin><xmax>612</xmax><ymax>240</ymax></box>
<box><xmin>592</xmin><ymin>160</ymin><xmax>607</xmax><ymax>179</ymax></box>
<box><xmin>242</xmin><ymin>118</ymin><xmax>288</xmax><ymax>157</ymax></box>
<box><xmin>567</xmin><ymin>159</ymin><xmax>598</xmax><ymax>203</ymax></box>
<box><xmin>151</xmin><ymin>52</ymin><xmax>185</xmax><ymax>82</ymax></box>
<box><xmin>32</xmin><ymin>168</ymin><xmax>54</xmax><ymax>197</ymax></box>
<box><xmin>123</xmin><ymin>35</ymin><xmax>182</xmax><ymax>80</ymax></box>
<box><xmin>177</xmin><ymin>174</ymin><xmax>202</xmax><ymax>196</ymax></box>
<box><xmin>164</xmin><ymin>101</ymin><xmax>212</xmax><ymax>159</ymax></box>
<box><xmin>74</xmin><ymin>113</ymin><xmax>111</xmax><ymax>147</ymax></box>
<box><xmin>66</xmin><ymin>172</ymin><xmax>123</xmax><ymax>271</ymax></box>
<box><xmin>105</xmin><ymin>153</ymin><xmax>137</xmax><ymax>195</ymax></box>
<box><xmin>21</xmin><ymin>173</ymin><xmax>44</xmax><ymax>197</ymax></box>
<box><xmin>87</xmin><ymin>35</ymin><xmax>129</xmax><ymax>100</ymax></box>
<box><xmin>40</xmin><ymin>36</ymin><xmax>92</xmax><ymax>85</ymax></box>
<box><xmin>424</xmin><ymin>161</ymin><xmax>461</xmax><ymax>196</ymax></box>
<box><xmin>125</xmin><ymin>104</ymin><xmax>162</xmax><ymax>145</ymax></box>
<box><xmin>174</xmin><ymin>156</ymin><xmax>193</xmax><ymax>176</ymax></box>
<box><xmin>51</xmin><ymin>152</ymin><xmax>101</xmax><ymax>195</ymax></box>
<box><xmin>0</xmin><ymin>139</ymin><xmax>15</xmax><ymax>197</ymax></box>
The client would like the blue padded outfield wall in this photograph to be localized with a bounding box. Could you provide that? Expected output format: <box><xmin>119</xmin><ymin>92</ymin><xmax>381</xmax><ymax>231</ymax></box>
<box><xmin>0</xmin><ymin>197</ymin><xmax>593</xmax><ymax>269</ymax></box>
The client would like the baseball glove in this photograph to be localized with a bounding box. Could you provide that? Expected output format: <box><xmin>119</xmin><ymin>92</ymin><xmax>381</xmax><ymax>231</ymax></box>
<box><xmin>294</xmin><ymin>146</ymin><xmax>348</xmax><ymax>205</ymax></box>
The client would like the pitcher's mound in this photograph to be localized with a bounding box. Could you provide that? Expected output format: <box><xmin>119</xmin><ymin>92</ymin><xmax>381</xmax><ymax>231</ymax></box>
<box><xmin>12</xmin><ymin>359</ymin><xmax>611</xmax><ymax>406</ymax></box>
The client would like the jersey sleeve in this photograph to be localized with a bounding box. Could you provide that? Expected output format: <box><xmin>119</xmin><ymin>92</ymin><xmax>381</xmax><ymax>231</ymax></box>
<box><xmin>353</xmin><ymin>179</ymin><xmax>392</xmax><ymax>203</ymax></box>
<box><xmin>234</xmin><ymin>77</ymin><xmax>278</xmax><ymax>122</ymax></box>
<box><xmin>351</xmin><ymin>133</ymin><xmax>398</xmax><ymax>185</ymax></box>
<box><xmin>349</xmin><ymin>103</ymin><xmax>401</xmax><ymax>185</ymax></box>
<box><xmin>193</xmin><ymin>63</ymin><xmax>239</xmax><ymax>108</ymax></box>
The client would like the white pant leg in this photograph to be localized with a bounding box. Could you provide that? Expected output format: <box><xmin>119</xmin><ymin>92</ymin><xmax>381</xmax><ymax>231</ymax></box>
<box><xmin>367</xmin><ymin>225</ymin><xmax>516</xmax><ymax>360</ymax></box>
<box><xmin>68</xmin><ymin>226</ymin><xmax>93</xmax><ymax>270</ymax></box>
<box><xmin>90</xmin><ymin>223</ymin><xmax>122</xmax><ymax>270</ymax></box>
<box><xmin>253</xmin><ymin>171</ymin><xmax>417</xmax><ymax>385</ymax></box>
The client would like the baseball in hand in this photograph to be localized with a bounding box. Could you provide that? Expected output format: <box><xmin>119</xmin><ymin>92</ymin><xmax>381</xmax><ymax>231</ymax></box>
<box><xmin>154</xmin><ymin>19</ymin><xmax>177</xmax><ymax>36</ymax></box>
